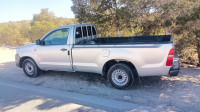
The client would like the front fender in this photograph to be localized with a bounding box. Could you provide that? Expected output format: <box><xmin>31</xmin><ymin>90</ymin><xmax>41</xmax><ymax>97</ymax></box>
<box><xmin>17</xmin><ymin>44</ymin><xmax>39</xmax><ymax>68</ymax></box>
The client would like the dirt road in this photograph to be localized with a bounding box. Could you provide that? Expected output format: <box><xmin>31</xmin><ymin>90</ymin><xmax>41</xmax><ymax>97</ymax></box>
<box><xmin>0</xmin><ymin>47</ymin><xmax>200</xmax><ymax>112</ymax></box>
<box><xmin>0</xmin><ymin>79</ymin><xmax>166</xmax><ymax>112</ymax></box>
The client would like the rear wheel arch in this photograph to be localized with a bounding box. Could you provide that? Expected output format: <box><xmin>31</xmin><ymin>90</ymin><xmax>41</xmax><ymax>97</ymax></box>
<box><xmin>107</xmin><ymin>63</ymin><xmax>135</xmax><ymax>89</ymax></box>
<box><xmin>102</xmin><ymin>59</ymin><xmax>138</xmax><ymax>77</ymax></box>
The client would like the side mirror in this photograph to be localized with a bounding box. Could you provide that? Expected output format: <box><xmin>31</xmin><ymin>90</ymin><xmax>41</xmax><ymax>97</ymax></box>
<box><xmin>35</xmin><ymin>39</ymin><xmax>41</xmax><ymax>45</ymax></box>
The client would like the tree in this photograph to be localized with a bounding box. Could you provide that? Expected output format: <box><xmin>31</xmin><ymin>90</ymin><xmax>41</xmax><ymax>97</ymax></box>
<box><xmin>29</xmin><ymin>8</ymin><xmax>78</xmax><ymax>42</ymax></box>
<box><xmin>174</xmin><ymin>3</ymin><xmax>200</xmax><ymax>64</ymax></box>
<box><xmin>71</xmin><ymin>0</ymin><xmax>200</xmax><ymax>65</ymax></box>
<box><xmin>0</xmin><ymin>22</ymin><xmax>29</xmax><ymax>46</ymax></box>
<box><xmin>0</xmin><ymin>8</ymin><xmax>77</xmax><ymax>45</ymax></box>
<box><xmin>31</xmin><ymin>8</ymin><xmax>56</xmax><ymax>25</ymax></box>
<box><xmin>72</xmin><ymin>0</ymin><xmax>137</xmax><ymax>37</ymax></box>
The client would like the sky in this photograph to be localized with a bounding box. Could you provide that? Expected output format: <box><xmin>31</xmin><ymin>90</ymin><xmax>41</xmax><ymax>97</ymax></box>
<box><xmin>0</xmin><ymin>0</ymin><xmax>75</xmax><ymax>23</ymax></box>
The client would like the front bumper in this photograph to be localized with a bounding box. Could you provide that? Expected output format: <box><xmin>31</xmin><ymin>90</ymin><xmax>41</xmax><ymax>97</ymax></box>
<box><xmin>15</xmin><ymin>53</ymin><xmax>20</xmax><ymax>67</ymax></box>
<box><xmin>169</xmin><ymin>53</ymin><xmax>180</xmax><ymax>76</ymax></box>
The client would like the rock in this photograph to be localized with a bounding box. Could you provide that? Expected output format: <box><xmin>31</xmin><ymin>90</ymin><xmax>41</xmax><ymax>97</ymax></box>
<box><xmin>181</xmin><ymin>64</ymin><xmax>188</xmax><ymax>68</ymax></box>
<box><xmin>123</xmin><ymin>96</ymin><xmax>131</xmax><ymax>100</ymax></box>
<box><xmin>188</xmin><ymin>65</ymin><xmax>197</xmax><ymax>68</ymax></box>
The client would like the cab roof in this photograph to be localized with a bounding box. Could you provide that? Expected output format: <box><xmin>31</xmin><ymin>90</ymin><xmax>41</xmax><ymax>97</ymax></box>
<box><xmin>54</xmin><ymin>24</ymin><xmax>95</xmax><ymax>30</ymax></box>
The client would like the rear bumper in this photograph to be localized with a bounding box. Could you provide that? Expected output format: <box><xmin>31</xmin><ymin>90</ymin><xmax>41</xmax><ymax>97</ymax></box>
<box><xmin>169</xmin><ymin>53</ymin><xmax>180</xmax><ymax>76</ymax></box>
<box><xmin>169</xmin><ymin>68</ymin><xmax>179</xmax><ymax>76</ymax></box>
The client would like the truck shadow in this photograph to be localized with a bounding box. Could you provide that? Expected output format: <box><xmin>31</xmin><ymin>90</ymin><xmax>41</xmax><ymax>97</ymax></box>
<box><xmin>40</xmin><ymin>68</ymin><xmax>200</xmax><ymax>89</ymax></box>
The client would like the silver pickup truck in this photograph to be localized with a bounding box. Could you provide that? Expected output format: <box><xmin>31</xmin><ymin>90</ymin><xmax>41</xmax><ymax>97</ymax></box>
<box><xmin>16</xmin><ymin>24</ymin><xmax>180</xmax><ymax>89</ymax></box>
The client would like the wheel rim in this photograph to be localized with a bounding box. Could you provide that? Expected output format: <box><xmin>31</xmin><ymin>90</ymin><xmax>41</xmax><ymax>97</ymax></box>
<box><xmin>111</xmin><ymin>69</ymin><xmax>128</xmax><ymax>86</ymax></box>
<box><xmin>25</xmin><ymin>62</ymin><xmax>34</xmax><ymax>75</ymax></box>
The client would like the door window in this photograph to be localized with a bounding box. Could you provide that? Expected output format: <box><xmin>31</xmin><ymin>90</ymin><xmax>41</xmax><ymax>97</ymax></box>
<box><xmin>43</xmin><ymin>28</ymin><xmax>69</xmax><ymax>45</ymax></box>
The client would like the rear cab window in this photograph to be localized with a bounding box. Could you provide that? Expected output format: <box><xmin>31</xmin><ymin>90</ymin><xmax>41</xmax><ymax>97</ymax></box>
<box><xmin>75</xmin><ymin>25</ymin><xmax>97</xmax><ymax>44</ymax></box>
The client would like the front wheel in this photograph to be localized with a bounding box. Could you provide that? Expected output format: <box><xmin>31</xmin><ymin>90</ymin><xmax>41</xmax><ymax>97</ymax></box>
<box><xmin>22</xmin><ymin>58</ymin><xmax>41</xmax><ymax>77</ymax></box>
<box><xmin>107</xmin><ymin>63</ymin><xmax>134</xmax><ymax>89</ymax></box>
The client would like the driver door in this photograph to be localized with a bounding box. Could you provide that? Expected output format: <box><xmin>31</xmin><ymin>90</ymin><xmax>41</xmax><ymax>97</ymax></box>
<box><xmin>36</xmin><ymin>28</ymin><xmax>72</xmax><ymax>71</ymax></box>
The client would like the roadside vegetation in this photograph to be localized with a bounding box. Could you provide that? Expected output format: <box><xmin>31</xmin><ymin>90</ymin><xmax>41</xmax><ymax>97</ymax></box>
<box><xmin>0</xmin><ymin>9</ymin><xmax>77</xmax><ymax>46</ymax></box>
<box><xmin>0</xmin><ymin>0</ymin><xmax>200</xmax><ymax>66</ymax></box>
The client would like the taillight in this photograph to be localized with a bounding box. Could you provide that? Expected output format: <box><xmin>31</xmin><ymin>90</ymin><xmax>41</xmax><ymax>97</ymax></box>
<box><xmin>166</xmin><ymin>48</ymin><xmax>174</xmax><ymax>66</ymax></box>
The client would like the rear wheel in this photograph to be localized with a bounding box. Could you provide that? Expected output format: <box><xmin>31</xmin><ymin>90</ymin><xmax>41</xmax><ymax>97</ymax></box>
<box><xmin>107</xmin><ymin>63</ymin><xmax>134</xmax><ymax>89</ymax></box>
<box><xmin>22</xmin><ymin>58</ymin><xmax>41</xmax><ymax>77</ymax></box>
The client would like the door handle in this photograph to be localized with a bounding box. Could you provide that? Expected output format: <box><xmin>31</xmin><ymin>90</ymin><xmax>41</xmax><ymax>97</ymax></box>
<box><xmin>60</xmin><ymin>48</ymin><xmax>67</xmax><ymax>51</ymax></box>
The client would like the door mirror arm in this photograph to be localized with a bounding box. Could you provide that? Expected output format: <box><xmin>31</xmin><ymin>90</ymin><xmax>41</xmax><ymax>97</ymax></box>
<box><xmin>35</xmin><ymin>39</ymin><xmax>43</xmax><ymax>45</ymax></box>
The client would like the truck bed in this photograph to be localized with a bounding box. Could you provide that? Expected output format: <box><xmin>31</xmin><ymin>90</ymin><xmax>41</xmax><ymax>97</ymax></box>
<box><xmin>78</xmin><ymin>35</ymin><xmax>172</xmax><ymax>45</ymax></box>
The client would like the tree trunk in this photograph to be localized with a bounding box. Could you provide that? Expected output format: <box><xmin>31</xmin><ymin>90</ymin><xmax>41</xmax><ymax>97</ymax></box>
<box><xmin>197</xmin><ymin>39</ymin><xmax>200</xmax><ymax>65</ymax></box>
<box><xmin>195</xmin><ymin>31</ymin><xmax>200</xmax><ymax>66</ymax></box>
<box><xmin>117</xmin><ymin>28</ymin><xmax>122</xmax><ymax>37</ymax></box>
<box><xmin>165</xmin><ymin>27</ymin><xmax>170</xmax><ymax>35</ymax></box>
<box><xmin>30</xmin><ymin>36</ymin><xmax>34</xmax><ymax>43</ymax></box>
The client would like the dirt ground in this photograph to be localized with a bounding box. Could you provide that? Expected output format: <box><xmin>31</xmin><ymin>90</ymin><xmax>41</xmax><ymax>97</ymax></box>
<box><xmin>0</xmin><ymin>47</ymin><xmax>200</xmax><ymax>112</ymax></box>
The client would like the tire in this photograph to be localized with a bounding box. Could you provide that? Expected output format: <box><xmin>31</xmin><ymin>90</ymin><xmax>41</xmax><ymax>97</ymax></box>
<box><xmin>22</xmin><ymin>58</ymin><xmax>41</xmax><ymax>77</ymax></box>
<box><xmin>107</xmin><ymin>63</ymin><xmax>134</xmax><ymax>89</ymax></box>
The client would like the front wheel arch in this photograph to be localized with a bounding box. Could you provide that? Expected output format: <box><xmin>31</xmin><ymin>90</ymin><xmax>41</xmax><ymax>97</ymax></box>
<box><xmin>22</xmin><ymin>58</ymin><xmax>41</xmax><ymax>77</ymax></box>
<box><xmin>19</xmin><ymin>56</ymin><xmax>39</xmax><ymax>68</ymax></box>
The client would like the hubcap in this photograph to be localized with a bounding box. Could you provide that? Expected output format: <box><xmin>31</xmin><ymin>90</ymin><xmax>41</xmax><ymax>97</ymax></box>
<box><xmin>112</xmin><ymin>69</ymin><xmax>128</xmax><ymax>86</ymax></box>
<box><xmin>25</xmin><ymin>62</ymin><xmax>34</xmax><ymax>75</ymax></box>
